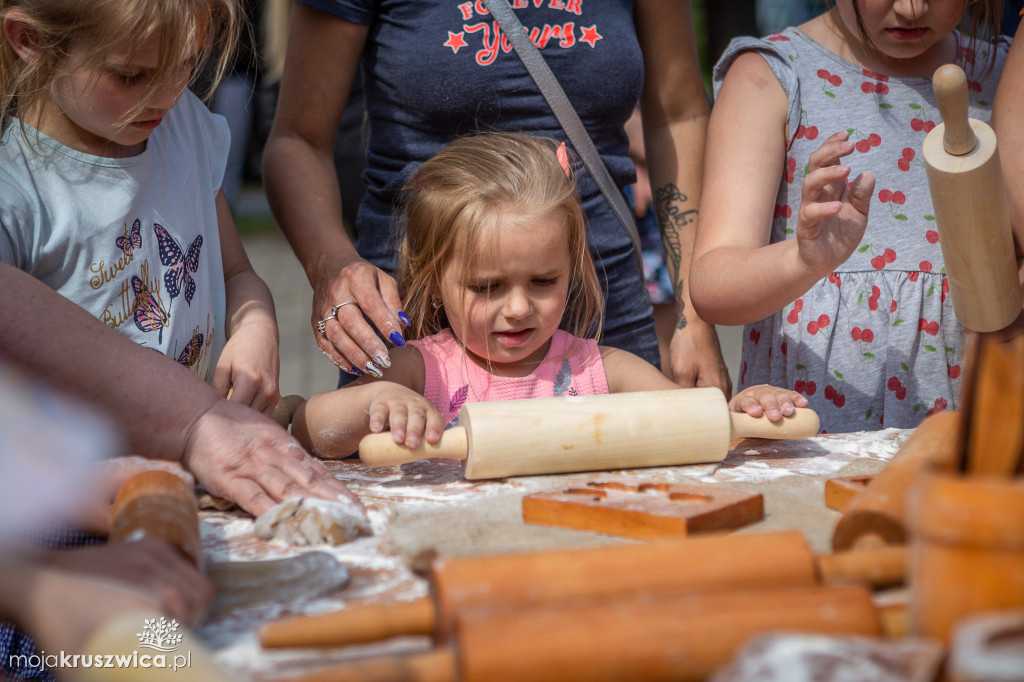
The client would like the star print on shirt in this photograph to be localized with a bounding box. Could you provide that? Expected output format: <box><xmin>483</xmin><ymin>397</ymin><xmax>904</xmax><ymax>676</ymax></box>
<box><xmin>444</xmin><ymin>31</ymin><xmax>468</xmax><ymax>54</ymax></box>
<box><xmin>580</xmin><ymin>25</ymin><xmax>602</xmax><ymax>48</ymax></box>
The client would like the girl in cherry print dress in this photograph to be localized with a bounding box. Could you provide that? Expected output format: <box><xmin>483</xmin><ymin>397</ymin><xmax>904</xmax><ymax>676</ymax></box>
<box><xmin>690</xmin><ymin>0</ymin><xmax>1008</xmax><ymax>432</ymax></box>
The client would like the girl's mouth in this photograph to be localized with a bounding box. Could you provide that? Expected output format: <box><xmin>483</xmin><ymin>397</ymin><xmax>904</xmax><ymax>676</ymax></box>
<box><xmin>131</xmin><ymin>117</ymin><xmax>163</xmax><ymax>130</ymax></box>
<box><xmin>886</xmin><ymin>27</ymin><xmax>928</xmax><ymax>41</ymax></box>
<box><xmin>494</xmin><ymin>328</ymin><xmax>533</xmax><ymax>346</ymax></box>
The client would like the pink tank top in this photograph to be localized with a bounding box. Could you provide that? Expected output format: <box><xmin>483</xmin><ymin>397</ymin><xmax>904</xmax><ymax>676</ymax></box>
<box><xmin>409</xmin><ymin>329</ymin><xmax>609</xmax><ymax>426</ymax></box>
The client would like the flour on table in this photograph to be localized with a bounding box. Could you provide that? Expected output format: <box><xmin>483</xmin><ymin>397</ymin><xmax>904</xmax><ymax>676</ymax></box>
<box><xmin>255</xmin><ymin>496</ymin><xmax>372</xmax><ymax>547</ymax></box>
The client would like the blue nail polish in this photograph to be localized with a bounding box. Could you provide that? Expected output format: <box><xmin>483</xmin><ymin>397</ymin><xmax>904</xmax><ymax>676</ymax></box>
<box><xmin>349</xmin><ymin>366</ymin><xmax>365</xmax><ymax>376</ymax></box>
<box><xmin>398</xmin><ymin>311</ymin><xmax>411</xmax><ymax>325</ymax></box>
<box><xmin>389</xmin><ymin>331</ymin><xmax>406</xmax><ymax>348</ymax></box>
<box><xmin>365</xmin><ymin>362</ymin><xmax>383</xmax><ymax>378</ymax></box>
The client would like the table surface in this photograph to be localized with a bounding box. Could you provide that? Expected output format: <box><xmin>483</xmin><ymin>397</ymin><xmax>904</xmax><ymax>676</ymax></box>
<box><xmin>196</xmin><ymin>428</ymin><xmax>908</xmax><ymax>680</ymax></box>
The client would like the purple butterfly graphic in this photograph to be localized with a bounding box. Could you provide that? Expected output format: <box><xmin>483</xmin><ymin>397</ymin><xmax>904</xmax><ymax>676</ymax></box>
<box><xmin>154</xmin><ymin>223</ymin><xmax>202</xmax><ymax>305</ymax></box>
<box><xmin>176</xmin><ymin>329</ymin><xmax>204</xmax><ymax>368</ymax></box>
<box><xmin>116</xmin><ymin>219</ymin><xmax>142</xmax><ymax>257</ymax></box>
<box><xmin>131</xmin><ymin>275</ymin><xmax>169</xmax><ymax>343</ymax></box>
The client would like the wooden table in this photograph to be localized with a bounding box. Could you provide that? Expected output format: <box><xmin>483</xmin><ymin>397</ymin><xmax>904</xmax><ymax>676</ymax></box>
<box><xmin>197</xmin><ymin>428</ymin><xmax>907</xmax><ymax>680</ymax></box>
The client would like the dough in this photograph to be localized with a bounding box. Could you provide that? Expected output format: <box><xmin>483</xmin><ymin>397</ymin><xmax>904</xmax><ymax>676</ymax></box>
<box><xmin>254</xmin><ymin>496</ymin><xmax>371</xmax><ymax>546</ymax></box>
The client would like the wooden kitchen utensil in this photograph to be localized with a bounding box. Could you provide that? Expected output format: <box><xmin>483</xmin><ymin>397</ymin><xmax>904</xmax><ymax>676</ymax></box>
<box><xmin>824</xmin><ymin>475</ymin><xmax>874</xmax><ymax>513</ymax></box>
<box><xmin>109</xmin><ymin>469</ymin><xmax>201</xmax><ymax>567</ymax></box>
<box><xmin>260</xmin><ymin>530</ymin><xmax>906</xmax><ymax>650</ymax></box>
<box><xmin>521</xmin><ymin>479</ymin><xmax>763</xmax><ymax>540</ymax></box>
<box><xmin>922</xmin><ymin>63</ymin><xmax>1022</xmax><ymax>332</ymax></box>
<box><xmin>359</xmin><ymin>388</ymin><xmax>819</xmax><ymax>479</ymax></box>
<box><xmin>831</xmin><ymin>410</ymin><xmax>960</xmax><ymax>551</ymax></box>
<box><xmin>270</xmin><ymin>584</ymin><xmax>881</xmax><ymax>682</ymax></box>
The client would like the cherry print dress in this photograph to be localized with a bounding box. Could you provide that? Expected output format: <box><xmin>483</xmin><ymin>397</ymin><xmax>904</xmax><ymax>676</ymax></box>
<box><xmin>713</xmin><ymin>27</ymin><xmax>1011</xmax><ymax>432</ymax></box>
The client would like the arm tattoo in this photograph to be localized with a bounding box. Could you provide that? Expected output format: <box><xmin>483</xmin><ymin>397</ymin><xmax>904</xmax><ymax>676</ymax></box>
<box><xmin>655</xmin><ymin>184</ymin><xmax>699</xmax><ymax>330</ymax></box>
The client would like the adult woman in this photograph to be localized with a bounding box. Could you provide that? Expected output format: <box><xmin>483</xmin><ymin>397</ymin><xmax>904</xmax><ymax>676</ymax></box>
<box><xmin>263</xmin><ymin>0</ymin><xmax>730</xmax><ymax>392</ymax></box>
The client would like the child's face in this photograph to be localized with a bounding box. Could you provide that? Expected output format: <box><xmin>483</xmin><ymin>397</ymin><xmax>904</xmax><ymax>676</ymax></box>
<box><xmin>835</xmin><ymin>0</ymin><xmax>964</xmax><ymax>66</ymax></box>
<box><xmin>44</xmin><ymin>33</ymin><xmax>192</xmax><ymax>158</ymax></box>
<box><xmin>440</xmin><ymin>210</ymin><xmax>572</xmax><ymax>376</ymax></box>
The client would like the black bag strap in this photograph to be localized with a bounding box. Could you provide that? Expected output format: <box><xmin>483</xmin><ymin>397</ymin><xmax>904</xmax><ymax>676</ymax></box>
<box><xmin>481</xmin><ymin>0</ymin><xmax>644</xmax><ymax>272</ymax></box>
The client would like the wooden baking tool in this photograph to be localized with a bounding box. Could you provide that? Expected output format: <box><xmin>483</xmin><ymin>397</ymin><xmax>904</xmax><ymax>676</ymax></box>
<box><xmin>922</xmin><ymin>63</ymin><xmax>1022</xmax><ymax>332</ymax></box>
<box><xmin>959</xmin><ymin>331</ymin><xmax>1024</xmax><ymax>476</ymax></box>
<box><xmin>824</xmin><ymin>474</ymin><xmax>874</xmax><ymax>512</ymax></box>
<box><xmin>109</xmin><ymin>469</ymin><xmax>201</xmax><ymax>567</ymax></box>
<box><xmin>521</xmin><ymin>478</ymin><xmax>763</xmax><ymax>540</ymax></box>
<box><xmin>831</xmin><ymin>410</ymin><xmax>959</xmax><ymax>551</ymax></box>
<box><xmin>269</xmin><ymin>584</ymin><xmax>881</xmax><ymax>682</ymax></box>
<box><xmin>260</xmin><ymin>530</ymin><xmax>906</xmax><ymax>650</ymax></box>
<box><xmin>908</xmin><ymin>471</ymin><xmax>1024</xmax><ymax>644</ymax></box>
<box><xmin>359</xmin><ymin>388</ymin><xmax>819</xmax><ymax>479</ymax></box>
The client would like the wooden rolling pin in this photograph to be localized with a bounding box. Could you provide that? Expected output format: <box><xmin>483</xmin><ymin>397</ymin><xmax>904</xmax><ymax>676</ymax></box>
<box><xmin>922</xmin><ymin>64</ymin><xmax>1022</xmax><ymax>332</ymax></box>
<box><xmin>109</xmin><ymin>470</ymin><xmax>201</xmax><ymax>568</ymax></box>
<box><xmin>359</xmin><ymin>388</ymin><xmax>820</xmax><ymax>478</ymax></box>
<box><xmin>268</xmin><ymin>584</ymin><xmax>881</xmax><ymax>682</ymax></box>
<box><xmin>831</xmin><ymin>410</ymin><xmax>960</xmax><ymax>551</ymax></box>
<box><xmin>260</xmin><ymin>530</ymin><xmax>905</xmax><ymax>650</ymax></box>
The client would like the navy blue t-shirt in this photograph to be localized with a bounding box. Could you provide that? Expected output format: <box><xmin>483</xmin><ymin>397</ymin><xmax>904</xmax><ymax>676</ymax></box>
<box><xmin>299</xmin><ymin>0</ymin><xmax>658</xmax><ymax>363</ymax></box>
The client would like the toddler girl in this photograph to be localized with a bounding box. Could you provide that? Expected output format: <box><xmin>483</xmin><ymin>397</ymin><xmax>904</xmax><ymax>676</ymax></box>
<box><xmin>690</xmin><ymin>0</ymin><xmax>1008</xmax><ymax>432</ymax></box>
<box><xmin>292</xmin><ymin>132</ymin><xmax>805</xmax><ymax>457</ymax></box>
<box><xmin>0</xmin><ymin>0</ymin><xmax>280</xmax><ymax>414</ymax></box>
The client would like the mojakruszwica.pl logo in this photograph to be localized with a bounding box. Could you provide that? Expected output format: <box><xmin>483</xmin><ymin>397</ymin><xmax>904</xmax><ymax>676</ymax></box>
<box><xmin>9</xmin><ymin>617</ymin><xmax>192</xmax><ymax>673</ymax></box>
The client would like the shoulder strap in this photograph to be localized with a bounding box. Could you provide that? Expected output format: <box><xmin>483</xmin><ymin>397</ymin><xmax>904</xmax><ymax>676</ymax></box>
<box><xmin>481</xmin><ymin>0</ymin><xmax>644</xmax><ymax>272</ymax></box>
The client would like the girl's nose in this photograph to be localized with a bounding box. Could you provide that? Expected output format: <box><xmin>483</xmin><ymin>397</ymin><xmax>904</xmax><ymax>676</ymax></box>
<box><xmin>893</xmin><ymin>0</ymin><xmax>927</xmax><ymax>21</ymax></box>
<box><xmin>503</xmin><ymin>288</ymin><xmax>533</xmax><ymax>318</ymax></box>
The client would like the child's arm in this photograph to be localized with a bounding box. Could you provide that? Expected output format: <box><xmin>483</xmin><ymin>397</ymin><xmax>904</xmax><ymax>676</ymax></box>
<box><xmin>992</xmin><ymin>38</ymin><xmax>1024</xmax><ymax>284</ymax></box>
<box><xmin>690</xmin><ymin>51</ymin><xmax>876</xmax><ymax>327</ymax></box>
<box><xmin>290</xmin><ymin>346</ymin><xmax>446</xmax><ymax>459</ymax></box>
<box><xmin>728</xmin><ymin>384</ymin><xmax>808</xmax><ymax>423</ymax></box>
<box><xmin>213</xmin><ymin>190</ymin><xmax>281</xmax><ymax>416</ymax></box>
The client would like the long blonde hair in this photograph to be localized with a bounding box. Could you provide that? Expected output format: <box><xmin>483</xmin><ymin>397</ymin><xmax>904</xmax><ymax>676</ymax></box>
<box><xmin>399</xmin><ymin>132</ymin><xmax>603</xmax><ymax>345</ymax></box>
<box><xmin>0</xmin><ymin>0</ymin><xmax>240</xmax><ymax>127</ymax></box>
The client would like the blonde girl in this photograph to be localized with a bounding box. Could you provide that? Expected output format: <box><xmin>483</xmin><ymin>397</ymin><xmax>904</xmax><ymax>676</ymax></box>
<box><xmin>0</xmin><ymin>0</ymin><xmax>282</xmax><ymax>415</ymax></box>
<box><xmin>293</xmin><ymin>132</ymin><xmax>805</xmax><ymax>457</ymax></box>
<box><xmin>691</xmin><ymin>0</ymin><xmax>1008</xmax><ymax>433</ymax></box>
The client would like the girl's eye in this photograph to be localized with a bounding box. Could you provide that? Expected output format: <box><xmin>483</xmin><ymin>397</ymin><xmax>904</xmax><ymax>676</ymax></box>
<box><xmin>533</xmin><ymin>277</ymin><xmax>559</xmax><ymax>287</ymax></box>
<box><xmin>115</xmin><ymin>72</ymin><xmax>145</xmax><ymax>86</ymax></box>
<box><xmin>467</xmin><ymin>282</ymin><xmax>497</xmax><ymax>293</ymax></box>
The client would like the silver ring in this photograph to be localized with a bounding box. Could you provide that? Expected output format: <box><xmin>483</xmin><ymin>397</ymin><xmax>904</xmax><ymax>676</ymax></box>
<box><xmin>331</xmin><ymin>301</ymin><xmax>358</xmax><ymax>317</ymax></box>
<box><xmin>316</xmin><ymin>317</ymin><xmax>333</xmax><ymax>335</ymax></box>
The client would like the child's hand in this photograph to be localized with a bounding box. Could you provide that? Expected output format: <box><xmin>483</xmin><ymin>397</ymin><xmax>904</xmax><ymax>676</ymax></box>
<box><xmin>213</xmin><ymin>319</ymin><xmax>281</xmax><ymax>417</ymax></box>
<box><xmin>795</xmin><ymin>131</ymin><xmax>876</xmax><ymax>276</ymax></box>
<box><xmin>729</xmin><ymin>384</ymin><xmax>808</xmax><ymax>423</ymax></box>
<box><xmin>366</xmin><ymin>384</ymin><xmax>446</xmax><ymax>449</ymax></box>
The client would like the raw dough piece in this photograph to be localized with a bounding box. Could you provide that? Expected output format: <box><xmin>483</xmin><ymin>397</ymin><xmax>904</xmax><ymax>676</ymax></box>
<box><xmin>207</xmin><ymin>551</ymin><xmax>350</xmax><ymax>615</ymax></box>
<box><xmin>254</xmin><ymin>497</ymin><xmax>371</xmax><ymax>546</ymax></box>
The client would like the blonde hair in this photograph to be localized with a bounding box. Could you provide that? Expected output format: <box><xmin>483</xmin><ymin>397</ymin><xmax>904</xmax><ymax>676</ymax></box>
<box><xmin>0</xmin><ymin>0</ymin><xmax>240</xmax><ymax>126</ymax></box>
<box><xmin>399</xmin><ymin>132</ymin><xmax>603</xmax><ymax>346</ymax></box>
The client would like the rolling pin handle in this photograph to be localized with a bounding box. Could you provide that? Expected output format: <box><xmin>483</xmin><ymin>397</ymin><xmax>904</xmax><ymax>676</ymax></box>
<box><xmin>260</xmin><ymin>598</ymin><xmax>436</xmax><ymax>649</ymax></box>
<box><xmin>729</xmin><ymin>407</ymin><xmax>820</xmax><ymax>440</ymax></box>
<box><xmin>933</xmin><ymin>63</ymin><xmax>977</xmax><ymax>156</ymax></box>
<box><xmin>360</xmin><ymin>427</ymin><xmax>470</xmax><ymax>466</ymax></box>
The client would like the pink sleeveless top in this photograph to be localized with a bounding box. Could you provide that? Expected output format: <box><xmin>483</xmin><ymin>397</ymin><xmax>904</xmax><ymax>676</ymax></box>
<box><xmin>409</xmin><ymin>329</ymin><xmax>609</xmax><ymax>427</ymax></box>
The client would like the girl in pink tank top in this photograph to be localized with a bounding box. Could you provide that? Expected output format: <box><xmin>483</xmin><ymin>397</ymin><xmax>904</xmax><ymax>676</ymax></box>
<box><xmin>292</xmin><ymin>133</ymin><xmax>808</xmax><ymax>458</ymax></box>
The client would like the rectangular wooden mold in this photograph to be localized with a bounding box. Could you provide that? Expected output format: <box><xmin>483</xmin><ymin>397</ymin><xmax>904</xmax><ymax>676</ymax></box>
<box><xmin>825</xmin><ymin>475</ymin><xmax>875</xmax><ymax>513</ymax></box>
<box><xmin>522</xmin><ymin>478</ymin><xmax>763</xmax><ymax>541</ymax></box>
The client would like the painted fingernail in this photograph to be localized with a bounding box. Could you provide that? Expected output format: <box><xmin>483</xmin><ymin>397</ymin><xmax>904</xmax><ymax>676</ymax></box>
<box><xmin>398</xmin><ymin>311</ymin><xmax>411</xmax><ymax>325</ymax></box>
<box><xmin>349</xmin><ymin>366</ymin><xmax>365</xmax><ymax>376</ymax></box>
<box><xmin>373</xmin><ymin>352</ymin><xmax>392</xmax><ymax>369</ymax></box>
<box><xmin>364</xmin><ymin>362</ymin><xmax>383</xmax><ymax>378</ymax></box>
<box><xmin>389</xmin><ymin>331</ymin><xmax>406</xmax><ymax>348</ymax></box>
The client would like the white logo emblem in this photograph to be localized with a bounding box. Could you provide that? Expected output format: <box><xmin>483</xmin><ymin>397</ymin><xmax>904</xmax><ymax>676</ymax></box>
<box><xmin>136</xmin><ymin>618</ymin><xmax>183</xmax><ymax>652</ymax></box>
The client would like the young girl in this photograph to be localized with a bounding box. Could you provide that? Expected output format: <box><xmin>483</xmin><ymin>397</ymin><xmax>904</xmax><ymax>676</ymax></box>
<box><xmin>0</xmin><ymin>0</ymin><xmax>281</xmax><ymax>415</ymax></box>
<box><xmin>690</xmin><ymin>0</ymin><xmax>1008</xmax><ymax>433</ymax></box>
<box><xmin>292</xmin><ymin>132</ymin><xmax>805</xmax><ymax>457</ymax></box>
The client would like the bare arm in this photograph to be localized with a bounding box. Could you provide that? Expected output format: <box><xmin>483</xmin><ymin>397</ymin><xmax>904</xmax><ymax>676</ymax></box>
<box><xmin>690</xmin><ymin>51</ymin><xmax>874</xmax><ymax>325</ymax></box>
<box><xmin>214</xmin><ymin>190</ymin><xmax>281</xmax><ymax>415</ymax></box>
<box><xmin>635</xmin><ymin>0</ymin><xmax>729</xmax><ymax>393</ymax></box>
<box><xmin>262</xmin><ymin>6</ymin><xmax>405</xmax><ymax>376</ymax></box>
<box><xmin>991</xmin><ymin>36</ymin><xmax>1024</xmax><ymax>281</ymax></box>
<box><xmin>0</xmin><ymin>264</ymin><xmax>358</xmax><ymax>516</ymax></box>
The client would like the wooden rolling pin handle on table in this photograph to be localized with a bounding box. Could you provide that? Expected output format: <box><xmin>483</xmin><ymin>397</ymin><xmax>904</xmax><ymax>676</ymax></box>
<box><xmin>359</xmin><ymin>389</ymin><xmax>819</xmax><ymax>476</ymax></box>
<box><xmin>109</xmin><ymin>469</ymin><xmax>201</xmax><ymax>568</ymax></box>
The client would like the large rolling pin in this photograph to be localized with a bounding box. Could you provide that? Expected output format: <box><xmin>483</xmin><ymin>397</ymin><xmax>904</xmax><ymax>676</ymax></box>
<box><xmin>831</xmin><ymin>410</ymin><xmax>960</xmax><ymax>551</ymax></box>
<box><xmin>359</xmin><ymin>388</ymin><xmax>820</xmax><ymax>478</ymax></box>
<box><xmin>109</xmin><ymin>469</ymin><xmax>202</xmax><ymax>567</ymax></box>
<box><xmin>260</xmin><ymin>530</ymin><xmax>905</xmax><ymax>649</ymax></box>
<box><xmin>922</xmin><ymin>64</ymin><xmax>1022</xmax><ymax>332</ymax></box>
<box><xmin>268</xmin><ymin>584</ymin><xmax>881</xmax><ymax>682</ymax></box>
